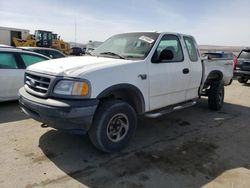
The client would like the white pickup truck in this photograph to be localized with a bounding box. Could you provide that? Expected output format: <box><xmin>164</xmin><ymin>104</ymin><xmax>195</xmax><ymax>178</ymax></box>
<box><xmin>19</xmin><ymin>32</ymin><xmax>234</xmax><ymax>152</ymax></box>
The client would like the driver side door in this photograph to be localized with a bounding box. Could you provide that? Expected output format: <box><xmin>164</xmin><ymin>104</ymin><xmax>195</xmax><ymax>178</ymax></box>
<box><xmin>148</xmin><ymin>34</ymin><xmax>191</xmax><ymax>110</ymax></box>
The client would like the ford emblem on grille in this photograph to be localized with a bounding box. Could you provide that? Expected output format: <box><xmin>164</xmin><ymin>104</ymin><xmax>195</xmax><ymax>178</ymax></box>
<box><xmin>29</xmin><ymin>79</ymin><xmax>36</xmax><ymax>87</ymax></box>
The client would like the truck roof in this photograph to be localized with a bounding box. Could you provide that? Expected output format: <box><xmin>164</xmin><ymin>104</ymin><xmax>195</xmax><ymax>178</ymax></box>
<box><xmin>116</xmin><ymin>31</ymin><xmax>194</xmax><ymax>38</ymax></box>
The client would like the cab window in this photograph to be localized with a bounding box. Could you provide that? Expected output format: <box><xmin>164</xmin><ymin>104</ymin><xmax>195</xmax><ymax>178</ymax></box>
<box><xmin>20</xmin><ymin>54</ymin><xmax>47</xmax><ymax>67</ymax></box>
<box><xmin>0</xmin><ymin>53</ymin><xmax>18</xmax><ymax>69</ymax></box>
<box><xmin>153</xmin><ymin>35</ymin><xmax>184</xmax><ymax>63</ymax></box>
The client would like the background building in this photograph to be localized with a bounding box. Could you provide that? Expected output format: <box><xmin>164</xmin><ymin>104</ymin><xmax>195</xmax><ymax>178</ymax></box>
<box><xmin>0</xmin><ymin>26</ymin><xmax>30</xmax><ymax>46</ymax></box>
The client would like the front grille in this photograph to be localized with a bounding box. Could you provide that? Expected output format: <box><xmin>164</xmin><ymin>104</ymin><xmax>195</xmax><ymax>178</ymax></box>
<box><xmin>25</xmin><ymin>72</ymin><xmax>51</xmax><ymax>95</ymax></box>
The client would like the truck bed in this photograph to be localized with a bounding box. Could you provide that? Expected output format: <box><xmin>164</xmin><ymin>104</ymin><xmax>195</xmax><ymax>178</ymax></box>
<box><xmin>203</xmin><ymin>58</ymin><xmax>234</xmax><ymax>85</ymax></box>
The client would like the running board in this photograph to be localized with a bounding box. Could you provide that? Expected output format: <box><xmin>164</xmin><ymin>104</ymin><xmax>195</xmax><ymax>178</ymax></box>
<box><xmin>144</xmin><ymin>100</ymin><xmax>197</xmax><ymax>118</ymax></box>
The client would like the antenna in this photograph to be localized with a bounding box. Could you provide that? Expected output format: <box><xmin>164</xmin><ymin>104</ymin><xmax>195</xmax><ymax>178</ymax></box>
<box><xmin>74</xmin><ymin>16</ymin><xmax>76</xmax><ymax>47</ymax></box>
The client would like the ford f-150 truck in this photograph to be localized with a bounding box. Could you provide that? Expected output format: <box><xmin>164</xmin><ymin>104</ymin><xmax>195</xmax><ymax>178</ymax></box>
<box><xmin>19</xmin><ymin>32</ymin><xmax>234</xmax><ymax>152</ymax></box>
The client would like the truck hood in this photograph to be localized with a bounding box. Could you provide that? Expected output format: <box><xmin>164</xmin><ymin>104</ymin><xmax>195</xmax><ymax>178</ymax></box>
<box><xmin>27</xmin><ymin>56</ymin><xmax>135</xmax><ymax>77</ymax></box>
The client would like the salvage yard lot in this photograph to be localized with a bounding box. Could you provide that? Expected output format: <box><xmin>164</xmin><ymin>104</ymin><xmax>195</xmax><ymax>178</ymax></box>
<box><xmin>0</xmin><ymin>81</ymin><xmax>250</xmax><ymax>188</ymax></box>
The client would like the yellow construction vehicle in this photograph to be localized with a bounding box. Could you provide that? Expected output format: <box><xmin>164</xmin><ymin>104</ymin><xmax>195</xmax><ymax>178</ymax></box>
<box><xmin>52</xmin><ymin>34</ymin><xmax>71</xmax><ymax>55</ymax></box>
<box><xmin>12</xmin><ymin>35</ymin><xmax>37</xmax><ymax>47</ymax></box>
<box><xmin>12</xmin><ymin>30</ymin><xmax>71</xmax><ymax>55</ymax></box>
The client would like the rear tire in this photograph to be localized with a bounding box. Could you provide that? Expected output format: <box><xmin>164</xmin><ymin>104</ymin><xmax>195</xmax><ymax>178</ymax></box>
<box><xmin>88</xmin><ymin>100</ymin><xmax>137</xmax><ymax>152</ymax></box>
<box><xmin>208</xmin><ymin>81</ymin><xmax>224</xmax><ymax>111</ymax></box>
<box><xmin>238</xmin><ymin>76</ymin><xmax>248</xmax><ymax>83</ymax></box>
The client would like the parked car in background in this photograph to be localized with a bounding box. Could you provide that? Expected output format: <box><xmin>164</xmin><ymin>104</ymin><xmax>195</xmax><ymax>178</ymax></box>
<box><xmin>0</xmin><ymin>44</ymin><xmax>14</xmax><ymax>48</ymax></box>
<box><xmin>202</xmin><ymin>52</ymin><xmax>234</xmax><ymax>60</ymax></box>
<box><xmin>82</xmin><ymin>47</ymin><xmax>87</xmax><ymax>54</ymax></box>
<box><xmin>19</xmin><ymin>47</ymin><xmax>66</xmax><ymax>59</ymax></box>
<box><xmin>85</xmin><ymin>47</ymin><xmax>95</xmax><ymax>55</ymax></box>
<box><xmin>234</xmin><ymin>48</ymin><xmax>250</xmax><ymax>83</ymax></box>
<box><xmin>0</xmin><ymin>48</ymin><xmax>49</xmax><ymax>102</ymax></box>
<box><xmin>70</xmin><ymin>47</ymin><xmax>83</xmax><ymax>56</ymax></box>
<box><xmin>85</xmin><ymin>41</ymin><xmax>103</xmax><ymax>55</ymax></box>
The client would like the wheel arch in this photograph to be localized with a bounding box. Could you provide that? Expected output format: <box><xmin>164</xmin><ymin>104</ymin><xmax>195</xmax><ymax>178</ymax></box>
<box><xmin>97</xmin><ymin>84</ymin><xmax>145</xmax><ymax>114</ymax></box>
<box><xmin>206</xmin><ymin>70</ymin><xmax>223</xmax><ymax>82</ymax></box>
<box><xmin>200</xmin><ymin>70</ymin><xmax>224</xmax><ymax>96</ymax></box>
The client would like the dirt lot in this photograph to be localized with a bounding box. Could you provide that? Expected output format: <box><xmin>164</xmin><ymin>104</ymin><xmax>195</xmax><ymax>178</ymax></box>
<box><xmin>0</xmin><ymin>80</ymin><xmax>250</xmax><ymax>188</ymax></box>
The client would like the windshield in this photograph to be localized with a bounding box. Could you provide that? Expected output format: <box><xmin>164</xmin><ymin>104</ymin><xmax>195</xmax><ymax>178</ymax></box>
<box><xmin>238</xmin><ymin>50</ymin><xmax>250</xmax><ymax>59</ymax></box>
<box><xmin>92</xmin><ymin>32</ymin><xmax>160</xmax><ymax>60</ymax></box>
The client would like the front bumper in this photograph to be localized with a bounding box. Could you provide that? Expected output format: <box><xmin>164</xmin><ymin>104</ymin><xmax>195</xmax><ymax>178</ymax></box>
<box><xmin>19</xmin><ymin>87</ymin><xmax>99</xmax><ymax>134</ymax></box>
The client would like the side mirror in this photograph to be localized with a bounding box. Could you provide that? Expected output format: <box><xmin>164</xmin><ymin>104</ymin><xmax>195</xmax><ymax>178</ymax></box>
<box><xmin>159</xmin><ymin>49</ymin><xmax>174</xmax><ymax>61</ymax></box>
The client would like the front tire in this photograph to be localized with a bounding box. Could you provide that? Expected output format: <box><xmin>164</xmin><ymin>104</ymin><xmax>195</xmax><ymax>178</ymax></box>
<box><xmin>238</xmin><ymin>76</ymin><xmax>248</xmax><ymax>83</ymax></box>
<box><xmin>89</xmin><ymin>100</ymin><xmax>137</xmax><ymax>152</ymax></box>
<box><xmin>208</xmin><ymin>81</ymin><xmax>224</xmax><ymax>111</ymax></box>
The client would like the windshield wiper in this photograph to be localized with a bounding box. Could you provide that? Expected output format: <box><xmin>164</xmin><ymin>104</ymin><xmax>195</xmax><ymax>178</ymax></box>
<box><xmin>99</xmin><ymin>52</ymin><xmax>125</xmax><ymax>59</ymax></box>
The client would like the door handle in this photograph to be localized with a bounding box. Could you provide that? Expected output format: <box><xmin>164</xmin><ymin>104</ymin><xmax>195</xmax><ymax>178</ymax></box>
<box><xmin>183</xmin><ymin>68</ymin><xmax>189</xmax><ymax>74</ymax></box>
<box><xmin>138</xmin><ymin>74</ymin><xmax>147</xmax><ymax>80</ymax></box>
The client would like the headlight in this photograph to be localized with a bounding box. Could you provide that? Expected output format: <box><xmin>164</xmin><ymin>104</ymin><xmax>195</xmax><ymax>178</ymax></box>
<box><xmin>53</xmin><ymin>80</ymin><xmax>90</xmax><ymax>96</ymax></box>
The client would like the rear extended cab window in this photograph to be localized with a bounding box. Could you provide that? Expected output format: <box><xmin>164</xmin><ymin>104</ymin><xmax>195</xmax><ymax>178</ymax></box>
<box><xmin>183</xmin><ymin>36</ymin><xmax>198</xmax><ymax>62</ymax></box>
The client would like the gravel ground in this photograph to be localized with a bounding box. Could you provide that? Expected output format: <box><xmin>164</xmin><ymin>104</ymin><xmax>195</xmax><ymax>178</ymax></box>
<box><xmin>0</xmin><ymin>80</ymin><xmax>249</xmax><ymax>188</ymax></box>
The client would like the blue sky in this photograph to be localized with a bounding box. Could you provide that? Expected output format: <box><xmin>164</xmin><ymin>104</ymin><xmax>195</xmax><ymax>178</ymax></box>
<box><xmin>1</xmin><ymin>0</ymin><xmax>250</xmax><ymax>46</ymax></box>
